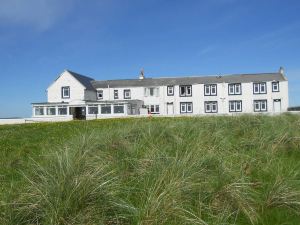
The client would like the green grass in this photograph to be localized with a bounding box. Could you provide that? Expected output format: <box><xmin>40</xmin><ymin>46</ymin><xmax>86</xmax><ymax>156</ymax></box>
<box><xmin>1</xmin><ymin>114</ymin><xmax>300</xmax><ymax>224</ymax></box>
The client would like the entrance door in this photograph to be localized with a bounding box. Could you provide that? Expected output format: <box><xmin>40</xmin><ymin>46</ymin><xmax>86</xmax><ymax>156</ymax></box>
<box><xmin>167</xmin><ymin>103</ymin><xmax>174</xmax><ymax>115</ymax></box>
<box><xmin>273</xmin><ymin>99</ymin><xmax>281</xmax><ymax>113</ymax></box>
<box><xmin>70</xmin><ymin>107</ymin><xmax>86</xmax><ymax>120</ymax></box>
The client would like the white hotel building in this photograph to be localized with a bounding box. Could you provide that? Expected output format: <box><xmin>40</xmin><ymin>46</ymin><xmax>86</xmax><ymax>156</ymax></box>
<box><xmin>32</xmin><ymin>68</ymin><xmax>289</xmax><ymax>120</ymax></box>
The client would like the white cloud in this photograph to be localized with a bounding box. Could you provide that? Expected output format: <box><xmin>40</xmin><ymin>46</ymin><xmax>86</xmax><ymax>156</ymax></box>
<box><xmin>0</xmin><ymin>0</ymin><xmax>75</xmax><ymax>30</ymax></box>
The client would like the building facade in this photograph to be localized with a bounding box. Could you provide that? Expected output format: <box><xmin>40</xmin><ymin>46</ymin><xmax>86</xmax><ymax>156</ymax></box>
<box><xmin>32</xmin><ymin>68</ymin><xmax>289</xmax><ymax>119</ymax></box>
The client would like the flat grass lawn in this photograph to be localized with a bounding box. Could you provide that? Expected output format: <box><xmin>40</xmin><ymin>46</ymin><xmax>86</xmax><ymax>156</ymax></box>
<box><xmin>1</xmin><ymin>115</ymin><xmax>300</xmax><ymax>225</ymax></box>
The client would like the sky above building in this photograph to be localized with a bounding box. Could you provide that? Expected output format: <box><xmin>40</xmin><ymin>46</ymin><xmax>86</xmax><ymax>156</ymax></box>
<box><xmin>0</xmin><ymin>0</ymin><xmax>299</xmax><ymax>118</ymax></box>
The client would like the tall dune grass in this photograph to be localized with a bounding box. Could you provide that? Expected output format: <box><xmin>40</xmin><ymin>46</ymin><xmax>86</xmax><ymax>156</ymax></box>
<box><xmin>1</xmin><ymin>114</ymin><xmax>300</xmax><ymax>224</ymax></box>
<box><xmin>5</xmin><ymin>133</ymin><xmax>121</xmax><ymax>225</ymax></box>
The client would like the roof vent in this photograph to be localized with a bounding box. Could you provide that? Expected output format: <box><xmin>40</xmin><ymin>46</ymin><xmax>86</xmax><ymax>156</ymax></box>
<box><xmin>139</xmin><ymin>68</ymin><xmax>145</xmax><ymax>80</ymax></box>
<box><xmin>279</xmin><ymin>66</ymin><xmax>284</xmax><ymax>75</ymax></box>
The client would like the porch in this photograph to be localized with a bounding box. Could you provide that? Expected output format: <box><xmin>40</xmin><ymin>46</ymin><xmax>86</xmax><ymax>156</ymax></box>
<box><xmin>31</xmin><ymin>100</ymin><xmax>143</xmax><ymax>120</ymax></box>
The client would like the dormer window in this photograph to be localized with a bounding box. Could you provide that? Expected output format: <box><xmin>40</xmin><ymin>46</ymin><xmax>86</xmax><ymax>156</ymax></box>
<box><xmin>97</xmin><ymin>90</ymin><xmax>103</xmax><ymax>99</ymax></box>
<box><xmin>62</xmin><ymin>86</ymin><xmax>70</xmax><ymax>99</ymax></box>
<box><xmin>272</xmin><ymin>81</ymin><xmax>279</xmax><ymax>92</ymax></box>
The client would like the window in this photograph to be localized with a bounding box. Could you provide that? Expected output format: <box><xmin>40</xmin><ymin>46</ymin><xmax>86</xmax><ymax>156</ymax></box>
<box><xmin>167</xmin><ymin>86</ymin><xmax>174</xmax><ymax>96</ymax></box>
<box><xmin>150</xmin><ymin>88</ymin><xmax>154</xmax><ymax>96</ymax></box>
<box><xmin>272</xmin><ymin>81</ymin><xmax>279</xmax><ymax>92</ymax></box>
<box><xmin>101</xmin><ymin>105</ymin><xmax>111</xmax><ymax>114</ymax></box>
<box><xmin>46</xmin><ymin>107</ymin><xmax>56</xmax><ymax>115</ymax></box>
<box><xmin>228</xmin><ymin>83</ymin><xmax>242</xmax><ymax>95</ymax></box>
<box><xmin>180</xmin><ymin>102</ymin><xmax>193</xmax><ymax>113</ymax></box>
<box><xmin>88</xmin><ymin>105</ymin><xmax>98</xmax><ymax>114</ymax></box>
<box><xmin>114</xmin><ymin>90</ymin><xmax>119</xmax><ymax>99</ymax></box>
<box><xmin>204</xmin><ymin>84</ymin><xmax>217</xmax><ymax>96</ymax></box>
<box><xmin>128</xmin><ymin>105</ymin><xmax>137</xmax><ymax>115</ymax></box>
<box><xmin>254</xmin><ymin>100</ymin><xmax>267</xmax><ymax>112</ymax></box>
<box><xmin>114</xmin><ymin>104</ymin><xmax>124</xmax><ymax>114</ymax></box>
<box><xmin>35</xmin><ymin>107</ymin><xmax>44</xmax><ymax>116</ymax></box>
<box><xmin>146</xmin><ymin>105</ymin><xmax>160</xmax><ymax>114</ymax></box>
<box><xmin>124</xmin><ymin>89</ymin><xmax>131</xmax><ymax>99</ymax></box>
<box><xmin>58</xmin><ymin>106</ymin><xmax>67</xmax><ymax>115</ymax></box>
<box><xmin>179</xmin><ymin>85</ymin><xmax>192</xmax><ymax>97</ymax></box>
<box><xmin>62</xmin><ymin>86</ymin><xmax>70</xmax><ymax>98</ymax></box>
<box><xmin>144</xmin><ymin>87</ymin><xmax>159</xmax><ymax>97</ymax></box>
<box><xmin>97</xmin><ymin>90</ymin><xmax>103</xmax><ymax>99</ymax></box>
<box><xmin>205</xmin><ymin>101</ymin><xmax>218</xmax><ymax>113</ymax></box>
<box><xmin>229</xmin><ymin>101</ymin><xmax>242</xmax><ymax>112</ymax></box>
<box><xmin>253</xmin><ymin>82</ymin><xmax>267</xmax><ymax>94</ymax></box>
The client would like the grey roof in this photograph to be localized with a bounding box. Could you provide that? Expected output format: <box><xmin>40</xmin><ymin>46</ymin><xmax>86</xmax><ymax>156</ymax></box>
<box><xmin>91</xmin><ymin>72</ymin><xmax>287</xmax><ymax>88</ymax></box>
<box><xmin>67</xmin><ymin>70</ymin><xmax>95</xmax><ymax>91</ymax></box>
<box><xmin>86</xmin><ymin>99</ymin><xmax>143</xmax><ymax>104</ymax></box>
<box><xmin>31</xmin><ymin>102</ymin><xmax>69</xmax><ymax>105</ymax></box>
<box><xmin>32</xmin><ymin>100</ymin><xmax>143</xmax><ymax>105</ymax></box>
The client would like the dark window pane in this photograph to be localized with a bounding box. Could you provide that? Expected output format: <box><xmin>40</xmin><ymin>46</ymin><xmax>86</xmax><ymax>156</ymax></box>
<box><xmin>101</xmin><ymin>105</ymin><xmax>111</xmax><ymax>114</ymax></box>
<box><xmin>58</xmin><ymin>107</ymin><xmax>67</xmax><ymax>115</ymax></box>
<box><xmin>88</xmin><ymin>106</ymin><xmax>98</xmax><ymax>114</ymax></box>
<box><xmin>114</xmin><ymin>105</ymin><xmax>124</xmax><ymax>113</ymax></box>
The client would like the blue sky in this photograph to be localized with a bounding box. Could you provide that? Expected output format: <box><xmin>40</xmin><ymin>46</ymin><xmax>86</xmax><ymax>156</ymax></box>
<box><xmin>0</xmin><ymin>0</ymin><xmax>299</xmax><ymax>118</ymax></box>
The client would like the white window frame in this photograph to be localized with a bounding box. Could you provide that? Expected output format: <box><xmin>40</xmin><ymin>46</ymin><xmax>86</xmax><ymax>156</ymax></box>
<box><xmin>167</xmin><ymin>86</ymin><xmax>174</xmax><ymax>96</ymax></box>
<box><xmin>62</xmin><ymin>86</ymin><xmax>70</xmax><ymax>99</ymax></box>
<box><xmin>205</xmin><ymin>101</ymin><xmax>218</xmax><ymax>113</ymax></box>
<box><xmin>150</xmin><ymin>88</ymin><xmax>155</xmax><ymax>96</ymax></box>
<box><xmin>229</xmin><ymin>100</ymin><xmax>242</xmax><ymax>112</ymax></box>
<box><xmin>124</xmin><ymin>89</ymin><xmax>131</xmax><ymax>99</ymax></box>
<box><xmin>254</xmin><ymin>100</ymin><xmax>268</xmax><ymax>112</ymax></box>
<box><xmin>58</xmin><ymin>106</ymin><xmax>67</xmax><ymax>115</ymax></box>
<box><xmin>101</xmin><ymin>104</ymin><xmax>112</xmax><ymax>114</ymax></box>
<box><xmin>180</xmin><ymin>102</ymin><xmax>193</xmax><ymax>113</ymax></box>
<box><xmin>253</xmin><ymin>82</ymin><xmax>267</xmax><ymax>94</ymax></box>
<box><xmin>146</xmin><ymin>104</ymin><xmax>160</xmax><ymax>114</ymax></box>
<box><xmin>145</xmin><ymin>87</ymin><xmax>159</xmax><ymax>97</ymax></box>
<box><xmin>114</xmin><ymin>90</ymin><xmax>119</xmax><ymax>99</ymax></box>
<box><xmin>204</xmin><ymin>84</ymin><xmax>217</xmax><ymax>96</ymax></box>
<box><xmin>260</xmin><ymin>83</ymin><xmax>266</xmax><ymax>93</ymax></box>
<box><xmin>88</xmin><ymin>105</ymin><xmax>98</xmax><ymax>115</ymax></box>
<box><xmin>179</xmin><ymin>85</ymin><xmax>192</xmax><ymax>97</ymax></box>
<box><xmin>46</xmin><ymin>107</ymin><xmax>56</xmax><ymax>115</ymax></box>
<box><xmin>97</xmin><ymin>90</ymin><xmax>103</xmax><ymax>99</ymax></box>
<box><xmin>253</xmin><ymin>83</ymin><xmax>259</xmax><ymax>94</ymax></box>
<box><xmin>113</xmin><ymin>104</ymin><xmax>124</xmax><ymax>114</ymax></box>
<box><xmin>228</xmin><ymin>83</ymin><xmax>241</xmax><ymax>95</ymax></box>
<box><xmin>272</xmin><ymin>81</ymin><xmax>279</xmax><ymax>92</ymax></box>
<box><xmin>35</xmin><ymin>107</ymin><xmax>44</xmax><ymax>116</ymax></box>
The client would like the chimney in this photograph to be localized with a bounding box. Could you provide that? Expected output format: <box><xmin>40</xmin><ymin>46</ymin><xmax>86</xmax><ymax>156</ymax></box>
<box><xmin>279</xmin><ymin>66</ymin><xmax>284</xmax><ymax>75</ymax></box>
<box><xmin>139</xmin><ymin>68</ymin><xmax>145</xmax><ymax>80</ymax></box>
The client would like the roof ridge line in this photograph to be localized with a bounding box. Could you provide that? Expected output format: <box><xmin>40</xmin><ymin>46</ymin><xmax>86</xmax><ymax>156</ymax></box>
<box><xmin>91</xmin><ymin>72</ymin><xmax>281</xmax><ymax>82</ymax></box>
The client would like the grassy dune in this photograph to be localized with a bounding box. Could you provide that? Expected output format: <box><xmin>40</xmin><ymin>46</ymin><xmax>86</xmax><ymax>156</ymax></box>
<box><xmin>1</xmin><ymin>115</ymin><xmax>300</xmax><ymax>225</ymax></box>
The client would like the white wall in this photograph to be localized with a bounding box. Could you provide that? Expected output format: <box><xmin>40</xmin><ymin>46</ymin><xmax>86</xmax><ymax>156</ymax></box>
<box><xmin>95</xmin><ymin>80</ymin><xmax>289</xmax><ymax>116</ymax></box>
<box><xmin>41</xmin><ymin>72</ymin><xmax>289</xmax><ymax>118</ymax></box>
<box><xmin>47</xmin><ymin>71</ymin><xmax>87</xmax><ymax>103</ymax></box>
